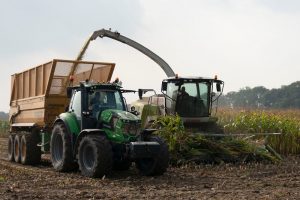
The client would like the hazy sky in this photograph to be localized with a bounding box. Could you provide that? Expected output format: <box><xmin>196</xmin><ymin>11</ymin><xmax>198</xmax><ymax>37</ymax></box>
<box><xmin>1</xmin><ymin>0</ymin><xmax>300</xmax><ymax>112</ymax></box>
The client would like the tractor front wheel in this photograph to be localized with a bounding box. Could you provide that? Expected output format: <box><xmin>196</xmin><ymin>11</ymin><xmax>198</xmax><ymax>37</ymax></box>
<box><xmin>135</xmin><ymin>136</ymin><xmax>169</xmax><ymax>176</ymax></box>
<box><xmin>78</xmin><ymin>135</ymin><xmax>113</xmax><ymax>178</ymax></box>
<box><xmin>50</xmin><ymin>123</ymin><xmax>76</xmax><ymax>172</ymax></box>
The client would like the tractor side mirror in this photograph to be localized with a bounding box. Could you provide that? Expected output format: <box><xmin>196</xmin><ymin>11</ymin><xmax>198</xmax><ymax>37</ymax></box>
<box><xmin>130</xmin><ymin>106</ymin><xmax>140</xmax><ymax>116</ymax></box>
<box><xmin>216</xmin><ymin>83</ymin><xmax>221</xmax><ymax>92</ymax></box>
<box><xmin>161</xmin><ymin>82</ymin><xmax>167</xmax><ymax>91</ymax></box>
<box><xmin>67</xmin><ymin>87</ymin><xmax>73</xmax><ymax>98</ymax></box>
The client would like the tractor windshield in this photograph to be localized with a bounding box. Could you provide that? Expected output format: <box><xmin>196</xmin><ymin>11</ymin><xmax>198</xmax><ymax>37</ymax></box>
<box><xmin>166</xmin><ymin>81</ymin><xmax>210</xmax><ymax>117</ymax></box>
<box><xmin>89</xmin><ymin>89</ymin><xmax>125</xmax><ymax>118</ymax></box>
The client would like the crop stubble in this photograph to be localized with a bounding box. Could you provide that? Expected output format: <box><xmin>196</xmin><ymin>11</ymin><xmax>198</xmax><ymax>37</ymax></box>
<box><xmin>0</xmin><ymin>136</ymin><xmax>299</xmax><ymax>199</ymax></box>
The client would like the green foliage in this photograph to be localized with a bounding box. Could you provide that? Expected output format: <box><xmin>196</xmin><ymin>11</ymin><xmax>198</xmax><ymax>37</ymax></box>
<box><xmin>0</xmin><ymin>120</ymin><xmax>9</xmax><ymax>136</ymax></box>
<box><xmin>152</xmin><ymin>114</ymin><xmax>186</xmax><ymax>152</ymax></box>
<box><xmin>220</xmin><ymin>110</ymin><xmax>300</xmax><ymax>155</ymax></box>
<box><xmin>152</xmin><ymin>115</ymin><xmax>277</xmax><ymax>165</ymax></box>
<box><xmin>219</xmin><ymin>81</ymin><xmax>300</xmax><ymax>109</ymax></box>
<box><xmin>0</xmin><ymin>112</ymin><xmax>8</xmax><ymax>121</ymax></box>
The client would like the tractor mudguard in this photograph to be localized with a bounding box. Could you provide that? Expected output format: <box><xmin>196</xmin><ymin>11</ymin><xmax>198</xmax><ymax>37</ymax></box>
<box><xmin>53</xmin><ymin>112</ymin><xmax>81</xmax><ymax>152</ymax></box>
<box><xmin>73</xmin><ymin>129</ymin><xmax>107</xmax><ymax>156</ymax></box>
<box><xmin>55</xmin><ymin>113</ymin><xmax>81</xmax><ymax>137</ymax></box>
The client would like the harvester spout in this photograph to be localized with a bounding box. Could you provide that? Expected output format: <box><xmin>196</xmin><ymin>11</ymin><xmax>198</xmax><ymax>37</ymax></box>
<box><xmin>76</xmin><ymin>28</ymin><xmax>176</xmax><ymax>77</ymax></box>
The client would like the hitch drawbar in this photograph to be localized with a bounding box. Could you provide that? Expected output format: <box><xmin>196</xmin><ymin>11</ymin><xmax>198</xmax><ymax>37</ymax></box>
<box><xmin>129</xmin><ymin>141</ymin><xmax>160</xmax><ymax>159</ymax></box>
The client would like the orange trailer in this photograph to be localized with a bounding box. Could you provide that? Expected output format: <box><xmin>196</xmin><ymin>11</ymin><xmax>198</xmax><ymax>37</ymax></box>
<box><xmin>9</xmin><ymin>59</ymin><xmax>115</xmax><ymax>129</ymax></box>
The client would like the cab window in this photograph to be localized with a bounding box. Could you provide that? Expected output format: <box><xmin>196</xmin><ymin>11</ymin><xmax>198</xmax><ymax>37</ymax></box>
<box><xmin>69</xmin><ymin>90</ymin><xmax>82</xmax><ymax>120</ymax></box>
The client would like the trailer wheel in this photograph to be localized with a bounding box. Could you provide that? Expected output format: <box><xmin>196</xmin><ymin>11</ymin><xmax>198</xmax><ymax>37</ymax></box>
<box><xmin>20</xmin><ymin>133</ymin><xmax>41</xmax><ymax>165</ymax></box>
<box><xmin>8</xmin><ymin>134</ymin><xmax>15</xmax><ymax>162</ymax></box>
<box><xmin>78</xmin><ymin>135</ymin><xmax>113</xmax><ymax>178</ymax></box>
<box><xmin>135</xmin><ymin>136</ymin><xmax>169</xmax><ymax>176</ymax></box>
<box><xmin>50</xmin><ymin>123</ymin><xmax>76</xmax><ymax>172</ymax></box>
<box><xmin>13</xmin><ymin>134</ymin><xmax>21</xmax><ymax>163</ymax></box>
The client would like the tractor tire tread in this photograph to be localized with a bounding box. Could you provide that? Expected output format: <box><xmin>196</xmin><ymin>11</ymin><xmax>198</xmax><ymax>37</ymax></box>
<box><xmin>50</xmin><ymin>122</ymin><xmax>76</xmax><ymax>172</ymax></box>
<box><xmin>78</xmin><ymin>135</ymin><xmax>113</xmax><ymax>178</ymax></box>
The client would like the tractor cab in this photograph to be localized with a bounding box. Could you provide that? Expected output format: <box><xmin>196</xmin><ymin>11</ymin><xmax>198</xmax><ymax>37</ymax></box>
<box><xmin>67</xmin><ymin>82</ymin><xmax>126</xmax><ymax>129</ymax></box>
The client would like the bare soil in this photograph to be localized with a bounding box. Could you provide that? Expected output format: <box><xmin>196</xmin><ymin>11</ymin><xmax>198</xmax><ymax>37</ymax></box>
<box><xmin>0</xmin><ymin>137</ymin><xmax>299</xmax><ymax>200</ymax></box>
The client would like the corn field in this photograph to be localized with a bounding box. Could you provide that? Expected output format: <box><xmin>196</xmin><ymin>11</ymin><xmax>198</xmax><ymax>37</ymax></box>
<box><xmin>217</xmin><ymin>108</ymin><xmax>300</xmax><ymax>155</ymax></box>
<box><xmin>0</xmin><ymin>121</ymin><xmax>9</xmax><ymax>136</ymax></box>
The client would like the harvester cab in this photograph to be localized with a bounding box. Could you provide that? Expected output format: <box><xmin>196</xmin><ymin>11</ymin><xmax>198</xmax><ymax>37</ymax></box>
<box><xmin>136</xmin><ymin>76</ymin><xmax>224</xmax><ymax>130</ymax></box>
<box><xmin>161</xmin><ymin>76</ymin><xmax>224</xmax><ymax>127</ymax></box>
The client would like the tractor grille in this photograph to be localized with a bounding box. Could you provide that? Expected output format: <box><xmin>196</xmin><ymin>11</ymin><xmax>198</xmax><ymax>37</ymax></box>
<box><xmin>122</xmin><ymin>122</ymin><xmax>141</xmax><ymax>135</ymax></box>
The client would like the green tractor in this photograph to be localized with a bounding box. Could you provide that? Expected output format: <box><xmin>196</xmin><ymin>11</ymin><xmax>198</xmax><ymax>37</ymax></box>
<box><xmin>50</xmin><ymin>81</ymin><xmax>169</xmax><ymax>177</ymax></box>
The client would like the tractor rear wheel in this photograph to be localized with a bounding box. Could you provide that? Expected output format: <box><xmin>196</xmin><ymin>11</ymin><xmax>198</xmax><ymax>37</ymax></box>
<box><xmin>135</xmin><ymin>136</ymin><xmax>169</xmax><ymax>176</ymax></box>
<box><xmin>8</xmin><ymin>134</ymin><xmax>15</xmax><ymax>162</ymax></box>
<box><xmin>20</xmin><ymin>133</ymin><xmax>41</xmax><ymax>165</ymax></box>
<box><xmin>13</xmin><ymin>134</ymin><xmax>21</xmax><ymax>163</ymax></box>
<box><xmin>50</xmin><ymin>122</ymin><xmax>76</xmax><ymax>172</ymax></box>
<box><xmin>78</xmin><ymin>135</ymin><xmax>113</xmax><ymax>178</ymax></box>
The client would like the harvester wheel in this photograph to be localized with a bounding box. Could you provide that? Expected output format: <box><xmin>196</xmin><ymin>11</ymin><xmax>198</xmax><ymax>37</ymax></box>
<box><xmin>50</xmin><ymin>123</ymin><xmax>76</xmax><ymax>172</ymax></box>
<box><xmin>13</xmin><ymin>134</ymin><xmax>22</xmax><ymax>163</ymax></box>
<box><xmin>8</xmin><ymin>134</ymin><xmax>15</xmax><ymax>162</ymax></box>
<box><xmin>135</xmin><ymin>136</ymin><xmax>169</xmax><ymax>176</ymax></box>
<box><xmin>20</xmin><ymin>133</ymin><xmax>41</xmax><ymax>165</ymax></box>
<box><xmin>78</xmin><ymin>135</ymin><xmax>113</xmax><ymax>178</ymax></box>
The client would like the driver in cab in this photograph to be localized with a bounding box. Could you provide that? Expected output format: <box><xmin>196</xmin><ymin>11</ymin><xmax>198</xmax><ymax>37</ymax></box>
<box><xmin>178</xmin><ymin>86</ymin><xmax>189</xmax><ymax>99</ymax></box>
<box><xmin>90</xmin><ymin>91</ymin><xmax>106</xmax><ymax>118</ymax></box>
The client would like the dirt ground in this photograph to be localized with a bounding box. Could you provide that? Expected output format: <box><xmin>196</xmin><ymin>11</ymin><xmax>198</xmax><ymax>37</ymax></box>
<box><xmin>0</xmin><ymin>137</ymin><xmax>299</xmax><ymax>200</ymax></box>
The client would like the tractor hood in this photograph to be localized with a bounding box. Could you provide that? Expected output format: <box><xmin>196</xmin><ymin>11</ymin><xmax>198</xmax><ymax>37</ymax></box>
<box><xmin>100</xmin><ymin>109</ymin><xmax>140</xmax><ymax>124</ymax></box>
<box><xmin>99</xmin><ymin>109</ymin><xmax>141</xmax><ymax>143</ymax></box>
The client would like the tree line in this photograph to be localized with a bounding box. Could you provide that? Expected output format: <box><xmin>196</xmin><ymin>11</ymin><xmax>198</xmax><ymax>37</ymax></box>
<box><xmin>0</xmin><ymin>112</ymin><xmax>8</xmax><ymax>121</ymax></box>
<box><xmin>219</xmin><ymin>81</ymin><xmax>300</xmax><ymax>109</ymax></box>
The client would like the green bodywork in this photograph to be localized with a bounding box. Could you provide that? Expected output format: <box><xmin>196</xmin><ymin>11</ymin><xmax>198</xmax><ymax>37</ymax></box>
<box><xmin>41</xmin><ymin>131</ymin><xmax>50</xmax><ymax>152</ymax></box>
<box><xmin>100</xmin><ymin>109</ymin><xmax>141</xmax><ymax>143</ymax></box>
<box><xmin>59</xmin><ymin>112</ymin><xmax>81</xmax><ymax>136</ymax></box>
<box><xmin>56</xmin><ymin>109</ymin><xmax>142</xmax><ymax>144</ymax></box>
<box><xmin>54</xmin><ymin>83</ymin><xmax>142</xmax><ymax>145</ymax></box>
<box><xmin>41</xmin><ymin>112</ymin><xmax>80</xmax><ymax>153</ymax></box>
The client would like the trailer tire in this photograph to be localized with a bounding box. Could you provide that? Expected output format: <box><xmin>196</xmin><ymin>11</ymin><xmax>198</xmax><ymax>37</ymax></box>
<box><xmin>8</xmin><ymin>134</ymin><xmax>15</xmax><ymax>162</ymax></box>
<box><xmin>78</xmin><ymin>135</ymin><xmax>113</xmax><ymax>178</ymax></box>
<box><xmin>50</xmin><ymin>123</ymin><xmax>76</xmax><ymax>172</ymax></box>
<box><xmin>135</xmin><ymin>136</ymin><xmax>169</xmax><ymax>176</ymax></box>
<box><xmin>20</xmin><ymin>133</ymin><xmax>41</xmax><ymax>165</ymax></box>
<box><xmin>13</xmin><ymin>134</ymin><xmax>21</xmax><ymax>163</ymax></box>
